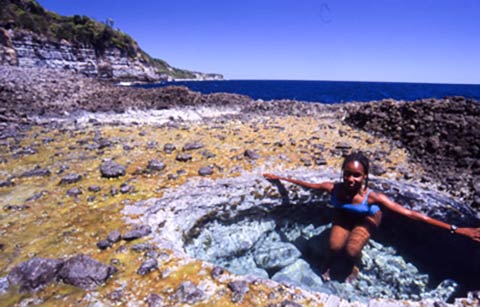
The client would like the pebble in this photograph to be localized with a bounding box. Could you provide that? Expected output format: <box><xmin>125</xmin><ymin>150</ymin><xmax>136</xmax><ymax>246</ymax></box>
<box><xmin>122</xmin><ymin>225</ymin><xmax>152</xmax><ymax>241</ymax></box>
<box><xmin>173</xmin><ymin>281</ymin><xmax>205</xmax><ymax>304</ymax></box>
<box><xmin>244</xmin><ymin>149</ymin><xmax>260</xmax><ymax>160</ymax></box>
<box><xmin>66</xmin><ymin>187</ymin><xmax>82</xmax><ymax>197</ymax></box>
<box><xmin>59</xmin><ymin>173</ymin><xmax>82</xmax><ymax>185</ymax></box>
<box><xmin>183</xmin><ymin>142</ymin><xmax>204</xmax><ymax>151</ymax></box>
<box><xmin>137</xmin><ymin>258</ymin><xmax>158</xmax><ymax>276</ymax></box>
<box><xmin>100</xmin><ymin>160</ymin><xmax>126</xmax><ymax>178</ymax></box>
<box><xmin>176</xmin><ymin>153</ymin><xmax>192</xmax><ymax>162</ymax></box>
<box><xmin>164</xmin><ymin>143</ymin><xmax>176</xmax><ymax>154</ymax></box>
<box><xmin>19</xmin><ymin>166</ymin><xmax>51</xmax><ymax>178</ymax></box>
<box><xmin>211</xmin><ymin>266</ymin><xmax>224</xmax><ymax>280</ymax></box>
<box><xmin>146</xmin><ymin>293</ymin><xmax>164</xmax><ymax>307</ymax></box>
<box><xmin>198</xmin><ymin>166</ymin><xmax>214</xmax><ymax>176</ymax></box>
<box><xmin>147</xmin><ymin>159</ymin><xmax>166</xmax><ymax>172</ymax></box>
<box><xmin>107</xmin><ymin>230</ymin><xmax>121</xmax><ymax>243</ymax></box>
<box><xmin>88</xmin><ymin>185</ymin><xmax>101</xmax><ymax>192</ymax></box>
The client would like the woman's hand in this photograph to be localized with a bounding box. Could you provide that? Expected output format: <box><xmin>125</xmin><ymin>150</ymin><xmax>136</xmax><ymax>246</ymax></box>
<box><xmin>457</xmin><ymin>227</ymin><xmax>480</xmax><ymax>242</ymax></box>
<box><xmin>263</xmin><ymin>173</ymin><xmax>280</xmax><ymax>181</ymax></box>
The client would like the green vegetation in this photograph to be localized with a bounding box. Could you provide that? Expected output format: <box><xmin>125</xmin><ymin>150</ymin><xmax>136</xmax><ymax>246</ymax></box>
<box><xmin>0</xmin><ymin>0</ymin><xmax>140</xmax><ymax>57</ymax></box>
<box><xmin>151</xmin><ymin>57</ymin><xmax>197</xmax><ymax>79</ymax></box>
<box><xmin>0</xmin><ymin>0</ymin><xmax>202</xmax><ymax>78</ymax></box>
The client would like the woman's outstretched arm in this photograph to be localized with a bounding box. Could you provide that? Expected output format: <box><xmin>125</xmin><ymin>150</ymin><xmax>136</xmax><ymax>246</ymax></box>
<box><xmin>263</xmin><ymin>173</ymin><xmax>334</xmax><ymax>192</ymax></box>
<box><xmin>371</xmin><ymin>191</ymin><xmax>480</xmax><ymax>242</ymax></box>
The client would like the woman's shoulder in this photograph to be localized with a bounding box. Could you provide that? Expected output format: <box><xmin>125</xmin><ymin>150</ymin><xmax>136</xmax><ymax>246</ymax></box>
<box><xmin>366</xmin><ymin>189</ymin><xmax>391</xmax><ymax>204</ymax></box>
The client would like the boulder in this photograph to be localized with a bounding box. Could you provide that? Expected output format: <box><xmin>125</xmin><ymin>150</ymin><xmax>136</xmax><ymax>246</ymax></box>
<box><xmin>57</xmin><ymin>254</ymin><xmax>117</xmax><ymax>290</ymax></box>
<box><xmin>100</xmin><ymin>160</ymin><xmax>126</xmax><ymax>178</ymax></box>
<box><xmin>8</xmin><ymin>257</ymin><xmax>63</xmax><ymax>292</ymax></box>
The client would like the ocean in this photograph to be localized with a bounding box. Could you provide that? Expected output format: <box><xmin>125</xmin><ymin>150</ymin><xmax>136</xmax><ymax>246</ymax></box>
<box><xmin>137</xmin><ymin>80</ymin><xmax>480</xmax><ymax>104</ymax></box>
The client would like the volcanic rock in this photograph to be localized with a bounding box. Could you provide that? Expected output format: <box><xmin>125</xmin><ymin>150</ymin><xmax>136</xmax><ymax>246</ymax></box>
<box><xmin>19</xmin><ymin>166</ymin><xmax>51</xmax><ymax>178</ymax></box>
<box><xmin>137</xmin><ymin>258</ymin><xmax>158</xmax><ymax>276</ymax></box>
<box><xmin>176</xmin><ymin>153</ymin><xmax>192</xmax><ymax>162</ymax></box>
<box><xmin>146</xmin><ymin>159</ymin><xmax>166</xmax><ymax>172</ymax></box>
<box><xmin>59</xmin><ymin>173</ymin><xmax>82</xmax><ymax>185</ymax></box>
<box><xmin>57</xmin><ymin>254</ymin><xmax>117</xmax><ymax>290</ymax></box>
<box><xmin>173</xmin><ymin>281</ymin><xmax>205</xmax><ymax>304</ymax></box>
<box><xmin>8</xmin><ymin>257</ymin><xmax>63</xmax><ymax>292</ymax></box>
<box><xmin>100</xmin><ymin>160</ymin><xmax>126</xmax><ymax>178</ymax></box>
<box><xmin>228</xmin><ymin>280</ymin><xmax>250</xmax><ymax>303</ymax></box>
<box><xmin>122</xmin><ymin>225</ymin><xmax>152</xmax><ymax>241</ymax></box>
<box><xmin>198</xmin><ymin>166</ymin><xmax>214</xmax><ymax>176</ymax></box>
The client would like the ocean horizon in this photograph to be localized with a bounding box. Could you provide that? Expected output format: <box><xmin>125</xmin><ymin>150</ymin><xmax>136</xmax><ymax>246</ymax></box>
<box><xmin>136</xmin><ymin>79</ymin><xmax>480</xmax><ymax>104</ymax></box>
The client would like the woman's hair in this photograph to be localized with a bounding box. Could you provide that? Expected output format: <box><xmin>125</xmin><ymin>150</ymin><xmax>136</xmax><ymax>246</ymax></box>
<box><xmin>342</xmin><ymin>151</ymin><xmax>370</xmax><ymax>187</ymax></box>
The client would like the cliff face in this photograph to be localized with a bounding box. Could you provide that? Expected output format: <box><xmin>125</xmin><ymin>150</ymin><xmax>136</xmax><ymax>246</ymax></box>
<box><xmin>0</xmin><ymin>28</ymin><xmax>222</xmax><ymax>81</ymax></box>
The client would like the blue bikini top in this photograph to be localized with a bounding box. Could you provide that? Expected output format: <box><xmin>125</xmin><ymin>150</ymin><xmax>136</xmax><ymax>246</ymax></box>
<box><xmin>330</xmin><ymin>189</ymin><xmax>380</xmax><ymax>216</ymax></box>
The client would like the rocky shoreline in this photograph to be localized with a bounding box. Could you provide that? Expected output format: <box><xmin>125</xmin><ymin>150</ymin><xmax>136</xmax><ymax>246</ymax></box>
<box><xmin>1</xmin><ymin>65</ymin><xmax>479</xmax><ymax>306</ymax></box>
<box><xmin>1</xmin><ymin>66</ymin><xmax>479</xmax><ymax>209</ymax></box>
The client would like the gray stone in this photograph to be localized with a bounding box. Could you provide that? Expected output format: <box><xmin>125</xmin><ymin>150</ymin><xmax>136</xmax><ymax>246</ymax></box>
<box><xmin>163</xmin><ymin>143</ymin><xmax>176</xmax><ymax>154</ymax></box>
<box><xmin>25</xmin><ymin>190</ymin><xmax>46</xmax><ymax>202</ymax></box>
<box><xmin>122</xmin><ymin>225</ymin><xmax>152</xmax><ymax>241</ymax></box>
<box><xmin>100</xmin><ymin>160</ymin><xmax>126</xmax><ymax>178</ymax></box>
<box><xmin>244</xmin><ymin>149</ymin><xmax>260</xmax><ymax>160</ymax></box>
<box><xmin>228</xmin><ymin>280</ymin><xmax>249</xmax><ymax>303</ymax></box>
<box><xmin>66</xmin><ymin>187</ymin><xmax>82</xmax><ymax>197</ymax></box>
<box><xmin>130</xmin><ymin>243</ymin><xmax>155</xmax><ymax>252</ymax></box>
<box><xmin>0</xmin><ymin>179</ymin><xmax>14</xmax><ymax>187</ymax></box>
<box><xmin>120</xmin><ymin>183</ymin><xmax>133</xmax><ymax>194</ymax></box>
<box><xmin>137</xmin><ymin>258</ymin><xmax>158</xmax><ymax>276</ymax></box>
<box><xmin>96</xmin><ymin>240</ymin><xmax>112</xmax><ymax>250</ymax></box>
<box><xmin>19</xmin><ymin>166</ymin><xmax>51</xmax><ymax>178</ymax></box>
<box><xmin>146</xmin><ymin>293</ymin><xmax>164</xmax><ymax>307</ymax></box>
<box><xmin>0</xmin><ymin>276</ymin><xmax>9</xmax><ymax>294</ymax></box>
<box><xmin>173</xmin><ymin>281</ymin><xmax>205</xmax><ymax>304</ymax></box>
<box><xmin>201</xmin><ymin>150</ymin><xmax>216</xmax><ymax>159</ymax></box>
<box><xmin>183</xmin><ymin>142</ymin><xmax>204</xmax><ymax>151</ymax></box>
<box><xmin>281</xmin><ymin>300</ymin><xmax>302</xmax><ymax>307</ymax></box>
<box><xmin>58</xmin><ymin>254</ymin><xmax>117</xmax><ymax>290</ymax></box>
<box><xmin>253</xmin><ymin>232</ymin><xmax>301</xmax><ymax>270</ymax></box>
<box><xmin>198</xmin><ymin>166</ymin><xmax>214</xmax><ymax>176</ymax></box>
<box><xmin>176</xmin><ymin>153</ymin><xmax>192</xmax><ymax>162</ymax></box>
<box><xmin>211</xmin><ymin>266</ymin><xmax>224</xmax><ymax>280</ymax></box>
<box><xmin>8</xmin><ymin>257</ymin><xmax>63</xmax><ymax>292</ymax></box>
<box><xmin>88</xmin><ymin>185</ymin><xmax>101</xmax><ymax>192</ymax></box>
<box><xmin>59</xmin><ymin>173</ymin><xmax>82</xmax><ymax>185</ymax></box>
<box><xmin>147</xmin><ymin>159</ymin><xmax>166</xmax><ymax>172</ymax></box>
<box><xmin>272</xmin><ymin>259</ymin><xmax>324</xmax><ymax>292</ymax></box>
<box><xmin>107</xmin><ymin>230</ymin><xmax>121</xmax><ymax>243</ymax></box>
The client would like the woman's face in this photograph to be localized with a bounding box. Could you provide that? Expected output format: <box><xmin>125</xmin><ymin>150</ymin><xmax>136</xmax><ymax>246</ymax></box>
<box><xmin>342</xmin><ymin>160</ymin><xmax>366</xmax><ymax>191</ymax></box>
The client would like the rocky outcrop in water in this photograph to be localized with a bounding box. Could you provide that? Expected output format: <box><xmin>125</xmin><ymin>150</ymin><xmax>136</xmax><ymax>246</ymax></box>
<box><xmin>0</xmin><ymin>66</ymin><xmax>248</xmax><ymax>123</ymax></box>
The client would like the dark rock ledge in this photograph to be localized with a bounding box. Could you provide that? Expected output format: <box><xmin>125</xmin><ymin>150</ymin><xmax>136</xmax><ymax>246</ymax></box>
<box><xmin>343</xmin><ymin>98</ymin><xmax>480</xmax><ymax>208</ymax></box>
<box><xmin>5</xmin><ymin>254</ymin><xmax>117</xmax><ymax>293</ymax></box>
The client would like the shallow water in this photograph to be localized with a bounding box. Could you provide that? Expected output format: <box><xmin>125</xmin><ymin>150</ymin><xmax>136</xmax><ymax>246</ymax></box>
<box><xmin>139</xmin><ymin>169</ymin><xmax>480</xmax><ymax>302</ymax></box>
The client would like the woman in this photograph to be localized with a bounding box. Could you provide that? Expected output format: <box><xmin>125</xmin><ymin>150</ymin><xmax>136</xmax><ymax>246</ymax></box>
<box><xmin>263</xmin><ymin>152</ymin><xmax>480</xmax><ymax>281</ymax></box>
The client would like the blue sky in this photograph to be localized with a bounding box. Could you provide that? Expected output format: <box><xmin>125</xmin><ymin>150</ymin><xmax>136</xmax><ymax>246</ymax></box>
<box><xmin>37</xmin><ymin>0</ymin><xmax>480</xmax><ymax>84</ymax></box>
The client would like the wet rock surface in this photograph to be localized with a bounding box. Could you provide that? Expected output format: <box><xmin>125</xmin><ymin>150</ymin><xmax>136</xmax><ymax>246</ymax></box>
<box><xmin>137</xmin><ymin>169</ymin><xmax>480</xmax><ymax>303</ymax></box>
